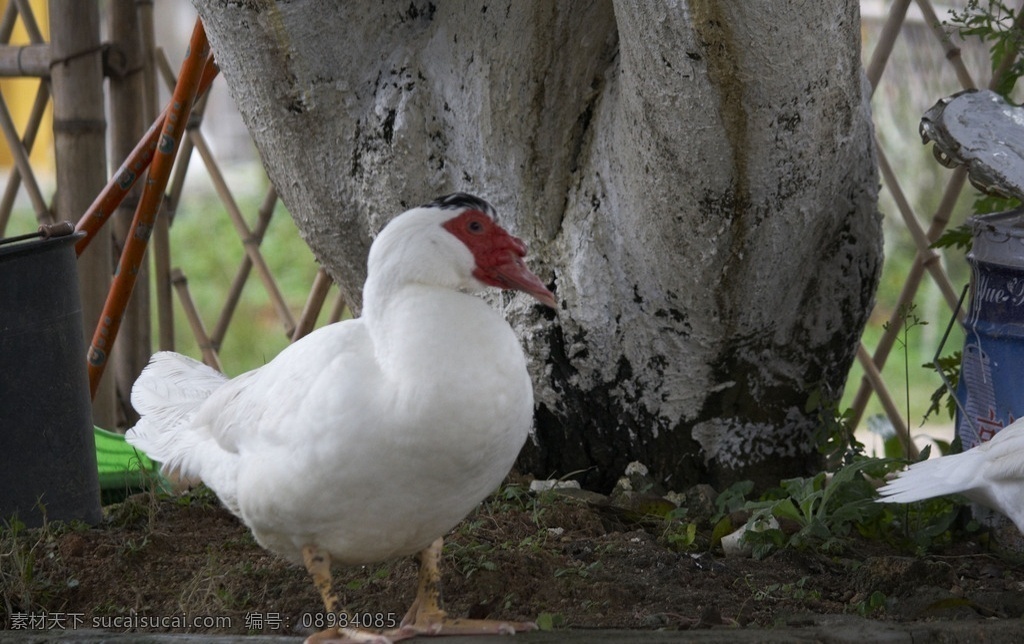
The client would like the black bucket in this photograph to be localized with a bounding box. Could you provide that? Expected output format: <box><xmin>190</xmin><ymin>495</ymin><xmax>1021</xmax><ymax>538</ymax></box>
<box><xmin>0</xmin><ymin>228</ymin><xmax>102</xmax><ymax>527</ymax></box>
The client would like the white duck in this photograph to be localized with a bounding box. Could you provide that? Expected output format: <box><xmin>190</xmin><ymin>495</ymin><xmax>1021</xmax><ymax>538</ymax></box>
<box><xmin>877</xmin><ymin>417</ymin><xmax>1024</xmax><ymax>533</ymax></box>
<box><xmin>126</xmin><ymin>193</ymin><xmax>554</xmax><ymax>643</ymax></box>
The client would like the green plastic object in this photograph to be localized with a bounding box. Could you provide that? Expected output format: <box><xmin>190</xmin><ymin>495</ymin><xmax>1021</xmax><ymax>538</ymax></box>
<box><xmin>93</xmin><ymin>426</ymin><xmax>164</xmax><ymax>492</ymax></box>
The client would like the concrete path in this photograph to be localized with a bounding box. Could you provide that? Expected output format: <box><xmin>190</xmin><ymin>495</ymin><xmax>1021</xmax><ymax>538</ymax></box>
<box><xmin>2</xmin><ymin>614</ymin><xmax>1023</xmax><ymax>644</ymax></box>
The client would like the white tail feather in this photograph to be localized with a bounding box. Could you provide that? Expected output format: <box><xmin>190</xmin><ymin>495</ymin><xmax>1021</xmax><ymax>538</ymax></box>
<box><xmin>877</xmin><ymin>451</ymin><xmax>979</xmax><ymax>503</ymax></box>
<box><xmin>125</xmin><ymin>352</ymin><xmax>227</xmax><ymax>479</ymax></box>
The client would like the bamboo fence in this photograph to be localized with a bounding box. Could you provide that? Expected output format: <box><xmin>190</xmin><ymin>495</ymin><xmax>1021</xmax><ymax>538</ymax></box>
<box><xmin>0</xmin><ymin>3</ymin><xmax>345</xmax><ymax>431</ymax></box>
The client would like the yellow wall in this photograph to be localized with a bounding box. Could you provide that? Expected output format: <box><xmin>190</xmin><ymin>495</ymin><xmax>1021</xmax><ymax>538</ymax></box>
<box><xmin>0</xmin><ymin>0</ymin><xmax>52</xmax><ymax>170</ymax></box>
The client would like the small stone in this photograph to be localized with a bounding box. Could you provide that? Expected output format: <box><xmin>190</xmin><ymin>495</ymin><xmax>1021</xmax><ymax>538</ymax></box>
<box><xmin>529</xmin><ymin>479</ymin><xmax>581</xmax><ymax>493</ymax></box>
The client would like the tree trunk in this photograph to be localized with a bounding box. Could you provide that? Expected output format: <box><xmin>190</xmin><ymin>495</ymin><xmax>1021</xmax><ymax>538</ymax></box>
<box><xmin>194</xmin><ymin>0</ymin><xmax>881</xmax><ymax>492</ymax></box>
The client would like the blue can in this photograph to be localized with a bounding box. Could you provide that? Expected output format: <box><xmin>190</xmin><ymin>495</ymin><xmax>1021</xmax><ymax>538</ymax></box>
<box><xmin>958</xmin><ymin>209</ymin><xmax>1024</xmax><ymax>450</ymax></box>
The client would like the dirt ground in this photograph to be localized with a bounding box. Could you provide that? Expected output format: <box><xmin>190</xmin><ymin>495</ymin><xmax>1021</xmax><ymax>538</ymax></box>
<box><xmin>3</xmin><ymin>473</ymin><xmax>1024</xmax><ymax>642</ymax></box>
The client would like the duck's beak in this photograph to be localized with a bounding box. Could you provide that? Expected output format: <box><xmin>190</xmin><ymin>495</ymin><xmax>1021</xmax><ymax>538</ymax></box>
<box><xmin>480</xmin><ymin>255</ymin><xmax>557</xmax><ymax>309</ymax></box>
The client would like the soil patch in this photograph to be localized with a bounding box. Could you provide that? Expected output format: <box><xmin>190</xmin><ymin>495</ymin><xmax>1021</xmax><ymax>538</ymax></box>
<box><xmin>3</xmin><ymin>476</ymin><xmax>1024</xmax><ymax>641</ymax></box>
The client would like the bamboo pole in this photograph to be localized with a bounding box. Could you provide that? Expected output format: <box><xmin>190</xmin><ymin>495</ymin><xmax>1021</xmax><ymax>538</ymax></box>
<box><xmin>865</xmin><ymin>0</ymin><xmax>911</xmax><ymax>94</ymax></box>
<box><xmin>328</xmin><ymin>292</ymin><xmax>348</xmax><ymax>324</ymax></box>
<box><xmin>137</xmin><ymin>0</ymin><xmax>157</xmax><ymax>123</ymax></box>
<box><xmin>87</xmin><ymin>20</ymin><xmax>210</xmax><ymax>397</ymax></box>
<box><xmin>161</xmin><ymin>120</ymin><xmax>196</xmax><ymax>225</ymax></box>
<box><xmin>0</xmin><ymin>44</ymin><xmax>49</xmax><ymax>76</ymax></box>
<box><xmin>916</xmin><ymin>0</ymin><xmax>978</xmax><ymax>90</ymax></box>
<box><xmin>189</xmin><ymin>129</ymin><xmax>297</xmax><ymax>338</ymax></box>
<box><xmin>0</xmin><ymin>0</ymin><xmax>34</xmax><ymax>236</ymax></box>
<box><xmin>159</xmin><ymin>48</ymin><xmax>213</xmax><ymax>227</ymax></box>
<box><xmin>876</xmin><ymin>145</ymin><xmax>962</xmax><ymax>311</ymax></box>
<box><xmin>137</xmin><ymin>3</ymin><xmax>174</xmax><ymax>351</ymax></box>
<box><xmin>211</xmin><ymin>186</ymin><xmax>278</xmax><ymax>348</ymax></box>
<box><xmin>0</xmin><ymin>1</ymin><xmax>17</xmax><ymax>41</ymax></box>
<box><xmin>292</xmin><ymin>268</ymin><xmax>333</xmax><ymax>342</ymax></box>
<box><xmin>0</xmin><ymin>81</ymin><xmax>49</xmax><ymax>236</ymax></box>
<box><xmin>155</xmin><ymin>49</ymin><xmax>296</xmax><ymax>338</ymax></box>
<box><xmin>171</xmin><ymin>268</ymin><xmax>223</xmax><ymax>372</ymax></box>
<box><xmin>49</xmin><ymin>0</ymin><xmax>115</xmax><ymax>427</ymax></box>
<box><xmin>73</xmin><ymin>56</ymin><xmax>218</xmax><ymax>255</ymax></box>
<box><xmin>15</xmin><ymin>0</ymin><xmax>44</xmax><ymax>42</ymax></box>
<box><xmin>852</xmin><ymin>0</ymin><xmax>1018</xmax><ymax>433</ymax></box>
<box><xmin>0</xmin><ymin>92</ymin><xmax>49</xmax><ymax>223</ymax></box>
<box><xmin>0</xmin><ymin>0</ymin><xmax>46</xmax><ymax>217</ymax></box>
<box><xmin>108</xmin><ymin>0</ymin><xmax>150</xmax><ymax>428</ymax></box>
<box><xmin>851</xmin><ymin>0</ymin><xmax>980</xmax><ymax>434</ymax></box>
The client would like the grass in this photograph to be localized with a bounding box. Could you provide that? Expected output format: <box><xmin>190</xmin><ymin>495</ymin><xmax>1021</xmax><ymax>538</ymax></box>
<box><xmin>0</xmin><ymin>485</ymin><xmax>299</xmax><ymax>630</ymax></box>
<box><xmin>0</xmin><ymin>517</ymin><xmax>49</xmax><ymax>617</ymax></box>
<box><xmin>0</xmin><ymin>514</ymin><xmax>89</xmax><ymax>619</ymax></box>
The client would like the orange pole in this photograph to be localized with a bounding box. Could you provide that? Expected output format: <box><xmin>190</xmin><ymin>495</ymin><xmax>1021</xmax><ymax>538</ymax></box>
<box><xmin>74</xmin><ymin>55</ymin><xmax>219</xmax><ymax>256</ymax></box>
<box><xmin>87</xmin><ymin>20</ymin><xmax>211</xmax><ymax>397</ymax></box>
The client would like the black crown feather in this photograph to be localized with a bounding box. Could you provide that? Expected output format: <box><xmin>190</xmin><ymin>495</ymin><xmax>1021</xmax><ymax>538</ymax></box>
<box><xmin>424</xmin><ymin>193</ymin><xmax>496</xmax><ymax>216</ymax></box>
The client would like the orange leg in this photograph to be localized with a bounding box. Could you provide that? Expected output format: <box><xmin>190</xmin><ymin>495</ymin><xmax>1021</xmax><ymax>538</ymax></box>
<box><xmin>386</xmin><ymin>537</ymin><xmax>536</xmax><ymax>640</ymax></box>
<box><xmin>301</xmin><ymin>545</ymin><xmax>392</xmax><ymax>644</ymax></box>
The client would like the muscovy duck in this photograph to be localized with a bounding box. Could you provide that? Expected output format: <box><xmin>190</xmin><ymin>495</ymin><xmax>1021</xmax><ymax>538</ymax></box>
<box><xmin>127</xmin><ymin>193</ymin><xmax>554</xmax><ymax>643</ymax></box>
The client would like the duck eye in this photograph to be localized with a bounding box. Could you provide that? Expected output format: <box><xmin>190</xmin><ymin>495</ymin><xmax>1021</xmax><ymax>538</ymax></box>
<box><xmin>468</xmin><ymin>219</ymin><xmax>485</xmax><ymax>234</ymax></box>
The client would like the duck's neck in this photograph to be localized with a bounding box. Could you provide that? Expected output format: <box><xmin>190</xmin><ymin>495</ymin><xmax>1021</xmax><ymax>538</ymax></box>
<box><xmin>362</xmin><ymin>276</ymin><xmax>511</xmax><ymax>384</ymax></box>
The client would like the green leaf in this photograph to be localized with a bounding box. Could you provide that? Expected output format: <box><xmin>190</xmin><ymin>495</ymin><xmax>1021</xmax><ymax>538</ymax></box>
<box><xmin>770</xmin><ymin>498</ymin><xmax>804</xmax><ymax>523</ymax></box>
<box><xmin>710</xmin><ymin>516</ymin><xmax>733</xmax><ymax>549</ymax></box>
<box><xmin>535</xmin><ymin>612</ymin><xmax>564</xmax><ymax>631</ymax></box>
<box><xmin>712</xmin><ymin>480</ymin><xmax>754</xmax><ymax>522</ymax></box>
<box><xmin>931</xmin><ymin>224</ymin><xmax>973</xmax><ymax>251</ymax></box>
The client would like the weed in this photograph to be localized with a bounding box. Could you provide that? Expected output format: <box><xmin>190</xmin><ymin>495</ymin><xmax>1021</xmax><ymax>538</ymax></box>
<box><xmin>118</xmin><ymin>535</ymin><xmax>151</xmax><ymax>559</ymax></box>
<box><xmin>501</xmin><ymin>592</ymin><xmax>521</xmax><ymax>612</ymax></box>
<box><xmin>740</xmin><ymin>457</ymin><xmax>895</xmax><ymax>558</ymax></box>
<box><xmin>810</xmin><ymin>397</ymin><xmax>862</xmax><ymax>469</ymax></box>
<box><xmin>553</xmin><ymin>561</ymin><xmax>602</xmax><ymax>579</ymax></box>
<box><xmin>175</xmin><ymin>485</ymin><xmax>220</xmax><ymax>509</ymax></box>
<box><xmin>712</xmin><ymin>480</ymin><xmax>754</xmax><ymax>524</ymax></box>
<box><xmin>579</xmin><ymin>598</ymin><xmax>607</xmax><ymax>612</ymax></box>
<box><xmin>446</xmin><ymin>538</ymin><xmax>498</xmax><ymax>579</ymax></box>
<box><xmin>662</xmin><ymin>522</ymin><xmax>698</xmax><ymax>552</ymax></box>
<box><xmin>716</xmin><ymin>447</ymin><xmax>976</xmax><ymax>557</ymax></box>
<box><xmin>0</xmin><ymin>516</ymin><xmax>60</xmax><ymax>620</ymax></box>
<box><xmin>481</xmin><ymin>481</ymin><xmax>547</xmax><ymax>529</ymax></box>
<box><xmin>534</xmin><ymin>611</ymin><xmax>565</xmax><ymax>631</ymax></box>
<box><xmin>744</xmin><ymin>575</ymin><xmax>821</xmax><ymax>603</ymax></box>
<box><xmin>948</xmin><ymin>0</ymin><xmax>1024</xmax><ymax>95</ymax></box>
<box><xmin>494</xmin><ymin>482</ymin><xmax>532</xmax><ymax>510</ymax></box>
<box><xmin>178</xmin><ymin>550</ymin><xmax>255</xmax><ymax>620</ymax></box>
<box><xmin>343</xmin><ymin>563</ymin><xmax>393</xmax><ymax>592</ymax></box>
<box><xmin>883</xmin><ymin>303</ymin><xmax>927</xmax><ymax>446</ymax></box>
<box><xmin>880</xmin><ymin>496</ymin><xmax>972</xmax><ymax>553</ymax></box>
<box><xmin>922</xmin><ymin>350</ymin><xmax>961</xmax><ymax>426</ymax></box>
<box><xmin>104</xmin><ymin>492</ymin><xmax>159</xmax><ymax>531</ymax></box>
<box><xmin>853</xmin><ymin>590</ymin><xmax>887</xmax><ymax>617</ymax></box>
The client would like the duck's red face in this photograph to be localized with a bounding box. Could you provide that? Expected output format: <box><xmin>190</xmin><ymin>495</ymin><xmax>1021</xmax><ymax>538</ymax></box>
<box><xmin>442</xmin><ymin>210</ymin><xmax>557</xmax><ymax>309</ymax></box>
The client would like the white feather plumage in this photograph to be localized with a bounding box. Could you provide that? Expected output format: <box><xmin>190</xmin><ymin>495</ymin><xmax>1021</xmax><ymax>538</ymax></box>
<box><xmin>877</xmin><ymin>417</ymin><xmax>1024</xmax><ymax>533</ymax></box>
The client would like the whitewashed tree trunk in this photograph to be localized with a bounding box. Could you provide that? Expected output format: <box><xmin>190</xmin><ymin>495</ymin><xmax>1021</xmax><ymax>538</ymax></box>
<box><xmin>193</xmin><ymin>0</ymin><xmax>881</xmax><ymax>491</ymax></box>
